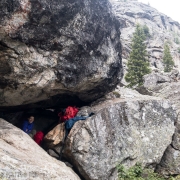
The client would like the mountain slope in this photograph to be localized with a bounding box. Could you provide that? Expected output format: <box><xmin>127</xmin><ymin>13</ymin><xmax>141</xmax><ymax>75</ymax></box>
<box><xmin>110</xmin><ymin>0</ymin><xmax>180</xmax><ymax>83</ymax></box>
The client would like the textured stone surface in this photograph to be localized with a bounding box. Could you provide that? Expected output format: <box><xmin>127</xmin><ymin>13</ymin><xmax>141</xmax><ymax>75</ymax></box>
<box><xmin>156</xmin><ymin>120</ymin><xmax>180</xmax><ymax>176</ymax></box>
<box><xmin>143</xmin><ymin>72</ymin><xmax>180</xmax><ymax>176</ymax></box>
<box><xmin>0</xmin><ymin>118</ymin><xmax>80</xmax><ymax>180</ymax></box>
<box><xmin>143</xmin><ymin>72</ymin><xmax>180</xmax><ymax>115</ymax></box>
<box><xmin>156</xmin><ymin>145</ymin><xmax>180</xmax><ymax>176</ymax></box>
<box><xmin>109</xmin><ymin>0</ymin><xmax>180</xmax><ymax>85</ymax></box>
<box><xmin>63</xmin><ymin>89</ymin><xmax>176</xmax><ymax>180</ymax></box>
<box><xmin>139</xmin><ymin>71</ymin><xmax>180</xmax><ymax>175</ymax></box>
<box><xmin>143</xmin><ymin>72</ymin><xmax>171</xmax><ymax>90</ymax></box>
<box><xmin>142</xmin><ymin>71</ymin><xmax>179</xmax><ymax>94</ymax></box>
<box><xmin>0</xmin><ymin>0</ymin><xmax>122</xmax><ymax>107</ymax></box>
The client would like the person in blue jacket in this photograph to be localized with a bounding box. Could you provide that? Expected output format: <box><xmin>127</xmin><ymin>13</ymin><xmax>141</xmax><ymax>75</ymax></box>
<box><xmin>22</xmin><ymin>116</ymin><xmax>35</xmax><ymax>137</ymax></box>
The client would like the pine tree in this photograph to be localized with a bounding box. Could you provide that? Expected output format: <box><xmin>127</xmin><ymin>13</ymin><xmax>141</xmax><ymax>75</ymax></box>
<box><xmin>125</xmin><ymin>24</ymin><xmax>151</xmax><ymax>87</ymax></box>
<box><xmin>142</xmin><ymin>24</ymin><xmax>150</xmax><ymax>38</ymax></box>
<box><xmin>163</xmin><ymin>43</ymin><xmax>174</xmax><ymax>72</ymax></box>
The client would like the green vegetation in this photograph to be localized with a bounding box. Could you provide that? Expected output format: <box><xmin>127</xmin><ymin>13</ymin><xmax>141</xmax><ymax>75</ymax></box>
<box><xmin>178</xmin><ymin>47</ymin><xmax>180</xmax><ymax>53</ymax></box>
<box><xmin>174</xmin><ymin>37</ymin><xmax>180</xmax><ymax>44</ymax></box>
<box><xmin>166</xmin><ymin>40</ymin><xmax>172</xmax><ymax>46</ymax></box>
<box><xmin>142</xmin><ymin>24</ymin><xmax>150</xmax><ymax>38</ymax></box>
<box><xmin>117</xmin><ymin>163</ymin><xmax>179</xmax><ymax>180</ymax></box>
<box><xmin>163</xmin><ymin>43</ymin><xmax>174</xmax><ymax>72</ymax></box>
<box><xmin>117</xmin><ymin>163</ymin><xmax>143</xmax><ymax>180</ymax></box>
<box><xmin>112</xmin><ymin>91</ymin><xmax>121</xmax><ymax>98</ymax></box>
<box><xmin>125</xmin><ymin>24</ymin><xmax>151</xmax><ymax>87</ymax></box>
<box><xmin>172</xmin><ymin>31</ymin><xmax>180</xmax><ymax>44</ymax></box>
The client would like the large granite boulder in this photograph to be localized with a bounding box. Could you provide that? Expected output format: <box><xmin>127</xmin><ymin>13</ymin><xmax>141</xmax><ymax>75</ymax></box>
<box><xmin>0</xmin><ymin>0</ymin><xmax>122</xmax><ymax>107</ymax></box>
<box><xmin>63</xmin><ymin>88</ymin><xmax>176</xmax><ymax>180</ymax></box>
<box><xmin>0</xmin><ymin>118</ymin><xmax>80</xmax><ymax>180</ymax></box>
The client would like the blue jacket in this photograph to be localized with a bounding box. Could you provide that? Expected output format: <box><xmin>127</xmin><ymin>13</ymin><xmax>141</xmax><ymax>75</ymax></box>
<box><xmin>22</xmin><ymin>120</ymin><xmax>34</xmax><ymax>133</ymax></box>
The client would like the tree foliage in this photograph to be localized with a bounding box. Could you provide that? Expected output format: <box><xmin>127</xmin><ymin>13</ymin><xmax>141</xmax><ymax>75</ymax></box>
<box><xmin>178</xmin><ymin>47</ymin><xmax>180</xmax><ymax>53</ymax></box>
<box><xmin>163</xmin><ymin>43</ymin><xmax>174</xmax><ymax>72</ymax></box>
<box><xmin>125</xmin><ymin>24</ymin><xmax>151</xmax><ymax>87</ymax></box>
<box><xmin>142</xmin><ymin>24</ymin><xmax>150</xmax><ymax>38</ymax></box>
<box><xmin>117</xmin><ymin>163</ymin><xmax>171</xmax><ymax>180</ymax></box>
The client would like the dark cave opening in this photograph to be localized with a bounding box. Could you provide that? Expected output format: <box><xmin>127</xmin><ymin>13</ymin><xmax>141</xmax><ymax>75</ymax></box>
<box><xmin>0</xmin><ymin>94</ymin><xmax>91</xmax><ymax>180</ymax></box>
<box><xmin>0</xmin><ymin>94</ymin><xmax>91</xmax><ymax>134</ymax></box>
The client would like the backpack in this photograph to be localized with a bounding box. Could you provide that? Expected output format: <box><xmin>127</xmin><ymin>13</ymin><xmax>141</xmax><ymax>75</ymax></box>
<box><xmin>65</xmin><ymin>116</ymin><xmax>87</xmax><ymax>132</ymax></box>
<box><xmin>58</xmin><ymin>106</ymin><xmax>79</xmax><ymax>122</ymax></box>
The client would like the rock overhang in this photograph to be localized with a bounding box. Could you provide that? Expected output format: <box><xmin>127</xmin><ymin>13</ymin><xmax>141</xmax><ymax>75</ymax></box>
<box><xmin>0</xmin><ymin>0</ymin><xmax>123</xmax><ymax>108</ymax></box>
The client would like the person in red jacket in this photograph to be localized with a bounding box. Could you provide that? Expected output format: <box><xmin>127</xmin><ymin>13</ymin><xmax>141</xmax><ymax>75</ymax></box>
<box><xmin>34</xmin><ymin>131</ymin><xmax>44</xmax><ymax>145</ymax></box>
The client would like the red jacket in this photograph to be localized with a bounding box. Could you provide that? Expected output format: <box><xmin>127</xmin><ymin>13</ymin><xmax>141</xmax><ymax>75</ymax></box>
<box><xmin>34</xmin><ymin>131</ymin><xmax>44</xmax><ymax>145</ymax></box>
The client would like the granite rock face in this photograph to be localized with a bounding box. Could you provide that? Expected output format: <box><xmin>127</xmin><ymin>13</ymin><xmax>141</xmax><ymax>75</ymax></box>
<box><xmin>141</xmin><ymin>70</ymin><xmax>179</xmax><ymax>93</ymax></box>
<box><xmin>142</xmin><ymin>72</ymin><xmax>180</xmax><ymax>176</ymax></box>
<box><xmin>143</xmin><ymin>72</ymin><xmax>180</xmax><ymax>115</ymax></box>
<box><xmin>163</xmin><ymin>120</ymin><xmax>180</xmax><ymax>175</ymax></box>
<box><xmin>109</xmin><ymin>0</ymin><xmax>180</xmax><ymax>85</ymax></box>
<box><xmin>63</xmin><ymin>88</ymin><xmax>176</xmax><ymax>180</ymax></box>
<box><xmin>0</xmin><ymin>118</ymin><xmax>80</xmax><ymax>180</ymax></box>
<box><xmin>0</xmin><ymin>0</ymin><xmax>122</xmax><ymax>106</ymax></box>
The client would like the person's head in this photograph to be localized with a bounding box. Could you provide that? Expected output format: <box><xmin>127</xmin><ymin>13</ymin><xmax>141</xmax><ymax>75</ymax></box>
<box><xmin>28</xmin><ymin>116</ymin><xmax>34</xmax><ymax>123</ymax></box>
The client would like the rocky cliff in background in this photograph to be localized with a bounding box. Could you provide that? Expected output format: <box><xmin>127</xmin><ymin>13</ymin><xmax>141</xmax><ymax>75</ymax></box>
<box><xmin>109</xmin><ymin>0</ymin><xmax>180</xmax><ymax>84</ymax></box>
<box><xmin>0</xmin><ymin>0</ymin><xmax>122</xmax><ymax>107</ymax></box>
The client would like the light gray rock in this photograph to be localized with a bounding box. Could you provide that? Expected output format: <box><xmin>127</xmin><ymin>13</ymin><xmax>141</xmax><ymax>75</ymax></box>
<box><xmin>143</xmin><ymin>72</ymin><xmax>172</xmax><ymax>93</ymax></box>
<box><xmin>156</xmin><ymin>112</ymin><xmax>180</xmax><ymax>176</ymax></box>
<box><xmin>63</xmin><ymin>89</ymin><xmax>176</xmax><ymax>180</ymax></box>
<box><xmin>143</xmin><ymin>72</ymin><xmax>180</xmax><ymax>114</ymax></box>
<box><xmin>156</xmin><ymin>145</ymin><xmax>180</xmax><ymax>176</ymax></box>
<box><xmin>153</xmin><ymin>82</ymin><xmax>180</xmax><ymax>176</ymax></box>
<box><xmin>109</xmin><ymin>0</ymin><xmax>180</xmax><ymax>76</ymax></box>
<box><xmin>140</xmin><ymin>72</ymin><xmax>180</xmax><ymax>176</ymax></box>
<box><xmin>160</xmin><ymin>120</ymin><xmax>180</xmax><ymax>175</ymax></box>
<box><xmin>0</xmin><ymin>0</ymin><xmax>122</xmax><ymax>107</ymax></box>
<box><xmin>0</xmin><ymin>118</ymin><xmax>80</xmax><ymax>180</ymax></box>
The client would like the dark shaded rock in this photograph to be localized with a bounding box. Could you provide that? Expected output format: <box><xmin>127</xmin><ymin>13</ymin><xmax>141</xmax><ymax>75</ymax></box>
<box><xmin>0</xmin><ymin>0</ymin><xmax>122</xmax><ymax>107</ymax></box>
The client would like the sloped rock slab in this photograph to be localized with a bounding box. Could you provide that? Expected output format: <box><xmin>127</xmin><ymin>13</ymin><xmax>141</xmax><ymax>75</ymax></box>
<box><xmin>0</xmin><ymin>119</ymin><xmax>80</xmax><ymax>180</ymax></box>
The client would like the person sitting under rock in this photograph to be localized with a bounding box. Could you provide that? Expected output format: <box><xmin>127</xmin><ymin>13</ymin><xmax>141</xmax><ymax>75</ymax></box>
<box><xmin>22</xmin><ymin>116</ymin><xmax>36</xmax><ymax>138</ymax></box>
<box><xmin>34</xmin><ymin>131</ymin><xmax>44</xmax><ymax>145</ymax></box>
